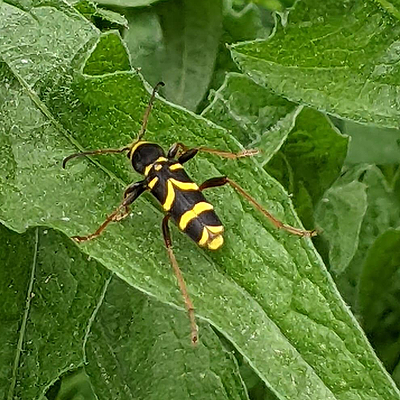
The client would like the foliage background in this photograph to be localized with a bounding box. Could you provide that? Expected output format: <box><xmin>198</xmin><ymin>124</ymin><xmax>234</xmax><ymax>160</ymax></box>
<box><xmin>1</xmin><ymin>0</ymin><xmax>400</xmax><ymax>399</ymax></box>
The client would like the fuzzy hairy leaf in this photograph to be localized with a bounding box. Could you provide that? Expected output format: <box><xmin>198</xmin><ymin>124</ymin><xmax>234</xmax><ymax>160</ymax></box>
<box><xmin>0</xmin><ymin>226</ymin><xmax>110</xmax><ymax>400</ymax></box>
<box><xmin>85</xmin><ymin>276</ymin><xmax>248</xmax><ymax>400</ymax></box>
<box><xmin>202</xmin><ymin>73</ymin><xmax>299</xmax><ymax>161</ymax></box>
<box><xmin>358</xmin><ymin>229</ymin><xmax>400</xmax><ymax>374</ymax></box>
<box><xmin>231</xmin><ymin>0</ymin><xmax>400</xmax><ymax>128</ymax></box>
<box><xmin>124</xmin><ymin>0</ymin><xmax>223</xmax><ymax>111</ymax></box>
<box><xmin>0</xmin><ymin>225</ymin><xmax>247</xmax><ymax>400</ymax></box>
<box><xmin>1</xmin><ymin>2</ymin><xmax>399</xmax><ymax>400</ymax></box>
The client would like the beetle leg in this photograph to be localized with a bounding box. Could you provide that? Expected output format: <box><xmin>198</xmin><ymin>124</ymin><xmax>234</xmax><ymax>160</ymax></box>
<box><xmin>200</xmin><ymin>176</ymin><xmax>317</xmax><ymax>238</ymax></box>
<box><xmin>167</xmin><ymin>142</ymin><xmax>258</xmax><ymax>164</ymax></box>
<box><xmin>72</xmin><ymin>181</ymin><xmax>147</xmax><ymax>243</ymax></box>
<box><xmin>162</xmin><ymin>214</ymin><xmax>198</xmax><ymax>345</ymax></box>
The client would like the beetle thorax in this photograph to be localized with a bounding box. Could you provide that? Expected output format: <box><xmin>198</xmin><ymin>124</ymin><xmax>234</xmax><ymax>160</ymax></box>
<box><xmin>128</xmin><ymin>141</ymin><xmax>166</xmax><ymax>174</ymax></box>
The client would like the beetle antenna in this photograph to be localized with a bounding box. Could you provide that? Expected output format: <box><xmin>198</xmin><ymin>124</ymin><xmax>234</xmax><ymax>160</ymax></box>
<box><xmin>137</xmin><ymin>81</ymin><xmax>165</xmax><ymax>141</ymax></box>
<box><xmin>62</xmin><ymin>146</ymin><xmax>130</xmax><ymax>168</ymax></box>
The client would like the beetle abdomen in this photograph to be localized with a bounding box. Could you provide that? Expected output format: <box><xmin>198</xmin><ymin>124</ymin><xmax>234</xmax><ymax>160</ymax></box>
<box><xmin>147</xmin><ymin>160</ymin><xmax>224</xmax><ymax>250</ymax></box>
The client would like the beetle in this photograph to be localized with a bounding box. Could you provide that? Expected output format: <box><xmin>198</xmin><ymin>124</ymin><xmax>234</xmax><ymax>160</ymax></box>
<box><xmin>63</xmin><ymin>82</ymin><xmax>316</xmax><ymax>344</ymax></box>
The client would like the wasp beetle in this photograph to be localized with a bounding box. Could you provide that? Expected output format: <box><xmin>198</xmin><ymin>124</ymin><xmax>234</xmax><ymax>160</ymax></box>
<box><xmin>63</xmin><ymin>82</ymin><xmax>316</xmax><ymax>344</ymax></box>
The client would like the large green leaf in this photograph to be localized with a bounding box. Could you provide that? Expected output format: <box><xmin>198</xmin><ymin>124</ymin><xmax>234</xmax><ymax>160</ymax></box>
<box><xmin>0</xmin><ymin>225</ymin><xmax>247</xmax><ymax>400</ymax></box>
<box><xmin>1</xmin><ymin>2</ymin><xmax>399</xmax><ymax>400</ymax></box>
<box><xmin>124</xmin><ymin>0</ymin><xmax>223</xmax><ymax>111</ymax></box>
<box><xmin>0</xmin><ymin>225</ymin><xmax>110</xmax><ymax>400</ymax></box>
<box><xmin>85</xmin><ymin>276</ymin><xmax>248</xmax><ymax>400</ymax></box>
<box><xmin>202</xmin><ymin>72</ymin><xmax>299</xmax><ymax>160</ymax></box>
<box><xmin>231</xmin><ymin>0</ymin><xmax>400</xmax><ymax>128</ymax></box>
<box><xmin>358</xmin><ymin>229</ymin><xmax>400</xmax><ymax>374</ymax></box>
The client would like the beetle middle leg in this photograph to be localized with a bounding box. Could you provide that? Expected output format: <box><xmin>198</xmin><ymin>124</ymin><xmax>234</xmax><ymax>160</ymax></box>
<box><xmin>167</xmin><ymin>142</ymin><xmax>259</xmax><ymax>164</ymax></box>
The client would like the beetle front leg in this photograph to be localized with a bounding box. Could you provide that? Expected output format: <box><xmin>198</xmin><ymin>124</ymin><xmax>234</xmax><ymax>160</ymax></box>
<box><xmin>72</xmin><ymin>180</ymin><xmax>147</xmax><ymax>243</ymax></box>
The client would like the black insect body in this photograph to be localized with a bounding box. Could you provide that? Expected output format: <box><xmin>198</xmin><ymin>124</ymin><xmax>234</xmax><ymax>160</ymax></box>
<box><xmin>130</xmin><ymin>141</ymin><xmax>224</xmax><ymax>251</ymax></box>
<box><xmin>63</xmin><ymin>82</ymin><xmax>316</xmax><ymax>344</ymax></box>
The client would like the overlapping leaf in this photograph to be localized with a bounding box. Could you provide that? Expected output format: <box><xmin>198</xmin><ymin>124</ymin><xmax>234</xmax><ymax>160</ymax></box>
<box><xmin>124</xmin><ymin>0</ymin><xmax>223</xmax><ymax>111</ymax></box>
<box><xmin>1</xmin><ymin>1</ymin><xmax>399</xmax><ymax>399</ymax></box>
<box><xmin>358</xmin><ymin>229</ymin><xmax>400</xmax><ymax>375</ymax></box>
<box><xmin>202</xmin><ymin>73</ymin><xmax>299</xmax><ymax>160</ymax></box>
<box><xmin>0</xmin><ymin>225</ymin><xmax>247</xmax><ymax>400</ymax></box>
<box><xmin>232</xmin><ymin>0</ymin><xmax>400</xmax><ymax>127</ymax></box>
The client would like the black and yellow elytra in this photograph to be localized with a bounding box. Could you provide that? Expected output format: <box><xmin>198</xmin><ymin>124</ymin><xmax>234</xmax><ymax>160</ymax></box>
<box><xmin>63</xmin><ymin>82</ymin><xmax>316</xmax><ymax>344</ymax></box>
<box><xmin>129</xmin><ymin>141</ymin><xmax>224</xmax><ymax>250</ymax></box>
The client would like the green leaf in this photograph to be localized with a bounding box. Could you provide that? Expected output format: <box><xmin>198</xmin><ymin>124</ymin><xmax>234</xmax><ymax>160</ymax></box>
<box><xmin>82</xmin><ymin>31</ymin><xmax>131</xmax><ymax>75</ymax></box>
<box><xmin>85</xmin><ymin>277</ymin><xmax>248</xmax><ymax>400</ymax></box>
<box><xmin>343</xmin><ymin>121</ymin><xmax>400</xmax><ymax>165</ymax></box>
<box><xmin>53</xmin><ymin>369</ymin><xmax>96</xmax><ymax>400</ymax></box>
<box><xmin>0</xmin><ymin>225</ymin><xmax>246</xmax><ymax>400</ymax></box>
<box><xmin>0</xmin><ymin>225</ymin><xmax>110</xmax><ymax>400</ymax></box>
<box><xmin>247</xmin><ymin>0</ymin><xmax>284</xmax><ymax>12</ymax></box>
<box><xmin>335</xmin><ymin>166</ymin><xmax>400</xmax><ymax>303</ymax></box>
<box><xmin>358</xmin><ymin>229</ymin><xmax>400</xmax><ymax>373</ymax></box>
<box><xmin>123</xmin><ymin>1</ymin><xmax>270</xmax><ymax>113</ymax></box>
<box><xmin>94</xmin><ymin>0</ymin><xmax>162</xmax><ymax>7</ymax></box>
<box><xmin>1</xmin><ymin>3</ymin><xmax>400</xmax><ymax>399</ymax></box>
<box><xmin>202</xmin><ymin>1</ymin><xmax>270</xmax><ymax>109</ymax></box>
<box><xmin>73</xmin><ymin>0</ymin><xmax>128</xmax><ymax>30</ymax></box>
<box><xmin>266</xmin><ymin>108</ymin><xmax>349</xmax><ymax>229</ymax></box>
<box><xmin>231</xmin><ymin>0</ymin><xmax>400</xmax><ymax>128</ymax></box>
<box><xmin>315</xmin><ymin>180</ymin><xmax>368</xmax><ymax>275</ymax></box>
<box><xmin>124</xmin><ymin>0</ymin><xmax>223</xmax><ymax>111</ymax></box>
<box><xmin>202</xmin><ymin>73</ymin><xmax>299</xmax><ymax>160</ymax></box>
<box><xmin>204</xmin><ymin>78</ymin><xmax>349</xmax><ymax>232</ymax></box>
<box><xmin>394</xmin><ymin>362</ymin><xmax>400</xmax><ymax>389</ymax></box>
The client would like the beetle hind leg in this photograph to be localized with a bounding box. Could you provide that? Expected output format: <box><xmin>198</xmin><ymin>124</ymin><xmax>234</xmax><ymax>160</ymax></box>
<box><xmin>200</xmin><ymin>176</ymin><xmax>317</xmax><ymax>238</ymax></box>
<box><xmin>162</xmin><ymin>214</ymin><xmax>198</xmax><ymax>345</ymax></box>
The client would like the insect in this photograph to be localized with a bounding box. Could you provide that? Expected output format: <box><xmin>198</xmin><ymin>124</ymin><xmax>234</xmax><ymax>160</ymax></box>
<box><xmin>63</xmin><ymin>82</ymin><xmax>316</xmax><ymax>344</ymax></box>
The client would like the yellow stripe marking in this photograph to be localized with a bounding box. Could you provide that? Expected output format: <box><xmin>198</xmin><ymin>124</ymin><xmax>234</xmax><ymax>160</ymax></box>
<box><xmin>148</xmin><ymin>177</ymin><xmax>159</xmax><ymax>189</ymax></box>
<box><xmin>198</xmin><ymin>227</ymin><xmax>209</xmax><ymax>246</ymax></box>
<box><xmin>163</xmin><ymin>177</ymin><xmax>201</xmax><ymax>213</ymax></box>
<box><xmin>179</xmin><ymin>202</ymin><xmax>214</xmax><ymax>230</ymax></box>
<box><xmin>129</xmin><ymin>141</ymin><xmax>149</xmax><ymax>160</ymax></box>
<box><xmin>143</xmin><ymin>157</ymin><xmax>168</xmax><ymax>176</ymax></box>
<box><xmin>144</xmin><ymin>164</ymin><xmax>153</xmax><ymax>176</ymax></box>
<box><xmin>163</xmin><ymin>180</ymin><xmax>175</xmax><ymax>211</ymax></box>
<box><xmin>170</xmin><ymin>163</ymin><xmax>183</xmax><ymax>171</ymax></box>
<box><xmin>155</xmin><ymin>164</ymin><xmax>162</xmax><ymax>171</ymax></box>
<box><xmin>207</xmin><ymin>225</ymin><xmax>224</xmax><ymax>234</ymax></box>
<box><xmin>170</xmin><ymin>178</ymin><xmax>199</xmax><ymax>191</ymax></box>
<box><xmin>208</xmin><ymin>235</ymin><xmax>224</xmax><ymax>250</ymax></box>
